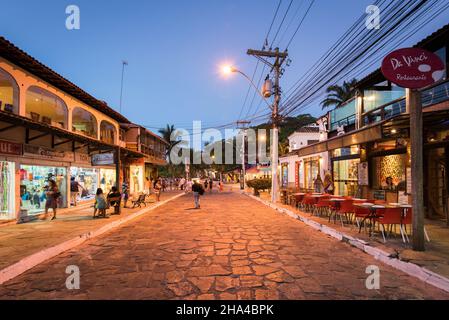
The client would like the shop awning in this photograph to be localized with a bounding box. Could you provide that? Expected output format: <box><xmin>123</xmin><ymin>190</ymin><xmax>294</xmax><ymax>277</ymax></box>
<box><xmin>296</xmin><ymin>122</ymin><xmax>383</xmax><ymax>157</ymax></box>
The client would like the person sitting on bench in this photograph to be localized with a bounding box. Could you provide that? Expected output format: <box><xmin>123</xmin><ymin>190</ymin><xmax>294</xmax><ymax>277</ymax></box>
<box><xmin>107</xmin><ymin>186</ymin><xmax>122</xmax><ymax>215</ymax></box>
<box><xmin>94</xmin><ymin>188</ymin><xmax>108</xmax><ymax>219</ymax></box>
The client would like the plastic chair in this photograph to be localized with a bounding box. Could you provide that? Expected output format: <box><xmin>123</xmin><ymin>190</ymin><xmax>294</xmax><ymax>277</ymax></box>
<box><xmin>374</xmin><ymin>208</ymin><xmax>405</xmax><ymax>243</ymax></box>
<box><xmin>353</xmin><ymin>206</ymin><xmax>370</xmax><ymax>230</ymax></box>
<box><xmin>313</xmin><ymin>196</ymin><xmax>331</xmax><ymax>217</ymax></box>
<box><xmin>401</xmin><ymin>208</ymin><xmax>430</xmax><ymax>242</ymax></box>
<box><xmin>334</xmin><ymin>199</ymin><xmax>354</xmax><ymax>227</ymax></box>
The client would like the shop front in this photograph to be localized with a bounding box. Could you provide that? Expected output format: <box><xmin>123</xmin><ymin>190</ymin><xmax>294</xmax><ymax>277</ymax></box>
<box><xmin>70</xmin><ymin>167</ymin><xmax>98</xmax><ymax>201</ymax></box>
<box><xmin>92</xmin><ymin>153</ymin><xmax>116</xmax><ymax>193</ymax></box>
<box><xmin>0</xmin><ymin>139</ymin><xmax>21</xmax><ymax>220</ymax></box>
<box><xmin>19</xmin><ymin>164</ymin><xmax>67</xmax><ymax>215</ymax></box>
<box><xmin>331</xmin><ymin>146</ymin><xmax>360</xmax><ymax>196</ymax></box>
<box><xmin>0</xmin><ymin>160</ymin><xmax>15</xmax><ymax>220</ymax></box>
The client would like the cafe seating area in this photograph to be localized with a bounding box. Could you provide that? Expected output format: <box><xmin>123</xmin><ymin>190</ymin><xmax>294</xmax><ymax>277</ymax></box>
<box><xmin>280</xmin><ymin>189</ymin><xmax>429</xmax><ymax>244</ymax></box>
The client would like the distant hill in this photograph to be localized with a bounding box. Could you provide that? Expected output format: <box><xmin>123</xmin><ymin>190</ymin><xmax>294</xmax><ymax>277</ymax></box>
<box><xmin>252</xmin><ymin>113</ymin><xmax>317</xmax><ymax>146</ymax></box>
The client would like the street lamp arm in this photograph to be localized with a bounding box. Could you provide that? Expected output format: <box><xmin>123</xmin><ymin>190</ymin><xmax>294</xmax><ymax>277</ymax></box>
<box><xmin>232</xmin><ymin>68</ymin><xmax>273</xmax><ymax>111</ymax></box>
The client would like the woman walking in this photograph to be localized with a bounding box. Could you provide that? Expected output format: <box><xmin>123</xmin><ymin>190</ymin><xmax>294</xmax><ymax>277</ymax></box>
<box><xmin>44</xmin><ymin>180</ymin><xmax>60</xmax><ymax>220</ymax></box>
<box><xmin>154</xmin><ymin>179</ymin><xmax>162</xmax><ymax>202</ymax></box>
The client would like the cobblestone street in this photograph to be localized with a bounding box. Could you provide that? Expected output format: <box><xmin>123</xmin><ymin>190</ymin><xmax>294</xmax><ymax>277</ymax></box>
<box><xmin>0</xmin><ymin>191</ymin><xmax>447</xmax><ymax>300</ymax></box>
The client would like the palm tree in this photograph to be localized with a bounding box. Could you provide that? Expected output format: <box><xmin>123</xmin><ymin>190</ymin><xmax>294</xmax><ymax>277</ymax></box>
<box><xmin>158</xmin><ymin>124</ymin><xmax>181</xmax><ymax>163</ymax></box>
<box><xmin>321</xmin><ymin>78</ymin><xmax>358</xmax><ymax>109</ymax></box>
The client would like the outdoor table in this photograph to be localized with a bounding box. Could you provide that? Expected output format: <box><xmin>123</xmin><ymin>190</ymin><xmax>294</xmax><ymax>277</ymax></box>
<box><xmin>310</xmin><ymin>194</ymin><xmax>326</xmax><ymax>204</ymax></box>
<box><xmin>352</xmin><ymin>198</ymin><xmax>367</xmax><ymax>202</ymax></box>
<box><xmin>355</xmin><ymin>203</ymin><xmax>385</xmax><ymax>236</ymax></box>
<box><xmin>329</xmin><ymin>198</ymin><xmax>345</xmax><ymax>213</ymax></box>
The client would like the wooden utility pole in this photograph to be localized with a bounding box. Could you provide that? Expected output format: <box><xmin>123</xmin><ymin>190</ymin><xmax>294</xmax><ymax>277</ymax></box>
<box><xmin>407</xmin><ymin>88</ymin><xmax>425</xmax><ymax>251</ymax></box>
<box><xmin>247</xmin><ymin>48</ymin><xmax>288</xmax><ymax>203</ymax></box>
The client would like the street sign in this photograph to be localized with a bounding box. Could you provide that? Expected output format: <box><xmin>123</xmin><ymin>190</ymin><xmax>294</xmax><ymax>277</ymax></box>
<box><xmin>381</xmin><ymin>48</ymin><xmax>445</xmax><ymax>89</ymax></box>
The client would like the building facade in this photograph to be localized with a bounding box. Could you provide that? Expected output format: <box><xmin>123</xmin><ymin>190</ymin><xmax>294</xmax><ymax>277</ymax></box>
<box><xmin>0</xmin><ymin>36</ymin><xmax>167</xmax><ymax>222</ymax></box>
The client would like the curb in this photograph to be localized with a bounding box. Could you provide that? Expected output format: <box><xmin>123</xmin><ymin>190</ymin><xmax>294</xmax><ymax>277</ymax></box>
<box><xmin>244</xmin><ymin>192</ymin><xmax>449</xmax><ymax>293</ymax></box>
<box><xmin>0</xmin><ymin>192</ymin><xmax>186</xmax><ymax>285</ymax></box>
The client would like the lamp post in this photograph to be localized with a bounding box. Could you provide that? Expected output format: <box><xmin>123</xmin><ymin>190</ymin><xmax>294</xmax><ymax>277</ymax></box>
<box><xmin>221</xmin><ymin>61</ymin><xmax>285</xmax><ymax>203</ymax></box>
<box><xmin>119</xmin><ymin>60</ymin><xmax>128</xmax><ymax>114</ymax></box>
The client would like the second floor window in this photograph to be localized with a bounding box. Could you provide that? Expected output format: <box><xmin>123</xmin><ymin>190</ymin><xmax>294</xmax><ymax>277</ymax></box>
<box><xmin>72</xmin><ymin>107</ymin><xmax>97</xmax><ymax>138</ymax></box>
<box><xmin>26</xmin><ymin>86</ymin><xmax>68</xmax><ymax>129</ymax></box>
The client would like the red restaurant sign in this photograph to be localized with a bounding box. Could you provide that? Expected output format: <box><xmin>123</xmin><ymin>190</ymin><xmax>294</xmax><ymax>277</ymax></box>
<box><xmin>381</xmin><ymin>48</ymin><xmax>445</xmax><ymax>89</ymax></box>
<box><xmin>0</xmin><ymin>139</ymin><xmax>22</xmax><ymax>156</ymax></box>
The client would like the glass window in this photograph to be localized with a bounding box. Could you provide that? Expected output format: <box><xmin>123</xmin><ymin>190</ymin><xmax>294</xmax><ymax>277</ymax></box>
<box><xmin>72</xmin><ymin>107</ymin><xmax>97</xmax><ymax>138</ymax></box>
<box><xmin>0</xmin><ymin>161</ymin><xmax>15</xmax><ymax>220</ymax></box>
<box><xmin>281</xmin><ymin>164</ymin><xmax>288</xmax><ymax>188</ymax></box>
<box><xmin>333</xmin><ymin>158</ymin><xmax>360</xmax><ymax>196</ymax></box>
<box><xmin>70</xmin><ymin>167</ymin><xmax>98</xmax><ymax>201</ymax></box>
<box><xmin>26</xmin><ymin>86</ymin><xmax>68</xmax><ymax>128</ymax></box>
<box><xmin>363</xmin><ymin>86</ymin><xmax>405</xmax><ymax>113</ymax></box>
<box><xmin>100</xmin><ymin>121</ymin><xmax>116</xmax><ymax>144</ymax></box>
<box><xmin>20</xmin><ymin>165</ymin><xmax>67</xmax><ymax>215</ymax></box>
<box><xmin>99</xmin><ymin>168</ymin><xmax>116</xmax><ymax>193</ymax></box>
<box><xmin>304</xmin><ymin>157</ymin><xmax>320</xmax><ymax>190</ymax></box>
<box><xmin>0</xmin><ymin>68</ymin><xmax>19</xmax><ymax>114</ymax></box>
<box><xmin>330</xmin><ymin>99</ymin><xmax>356</xmax><ymax>131</ymax></box>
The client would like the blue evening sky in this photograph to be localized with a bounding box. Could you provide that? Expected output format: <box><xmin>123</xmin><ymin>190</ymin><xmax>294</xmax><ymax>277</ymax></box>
<box><xmin>1</xmin><ymin>1</ymin><xmax>447</xmax><ymax>131</ymax></box>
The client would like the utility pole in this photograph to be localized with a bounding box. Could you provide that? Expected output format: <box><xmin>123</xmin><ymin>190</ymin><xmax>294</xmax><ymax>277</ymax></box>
<box><xmin>119</xmin><ymin>60</ymin><xmax>128</xmax><ymax>114</ymax></box>
<box><xmin>237</xmin><ymin>120</ymin><xmax>251</xmax><ymax>190</ymax></box>
<box><xmin>247</xmin><ymin>48</ymin><xmax>288</xmax><ymax>203</ymax></box>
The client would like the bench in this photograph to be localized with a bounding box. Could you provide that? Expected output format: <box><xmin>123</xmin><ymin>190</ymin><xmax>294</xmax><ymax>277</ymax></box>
<box><xmin>131</xmin><ymin>194</ymin><xmax>147</xmax><ymax>208</ymax></box>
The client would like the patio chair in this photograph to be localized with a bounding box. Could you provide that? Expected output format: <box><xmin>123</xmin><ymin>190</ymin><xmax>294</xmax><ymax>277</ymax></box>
<box><xmin>334</xmin><ymin>199</ymin><xmax>354</xmax><ymax>227</ymax></box>
<box><xmin>401</xmin><ymin>208</ymin><xmax>430</xmax><ymax>242</ymax></box>
<box><xmin>374</xmin><ymin>207</ymin><xmax>406</xmax><ymax>243</ymax></box>
<box><xmin>302</xmin><ymin>195</ymin><xmax>315</xmax><ymax>213</ymax></box>
<box><xmin>313</xmin><ymin>196</ymin><xmax>331</xmax><ymax>217</ymax></box>
<box><xmin>353</xmin><ymin>206</ymin><xmax>370</xmax><ymax>231</ymax></box>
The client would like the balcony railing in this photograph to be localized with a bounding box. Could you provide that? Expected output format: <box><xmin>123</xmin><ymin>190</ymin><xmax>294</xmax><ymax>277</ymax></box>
<box><xmin>362</xmin><ymin>98</ymin><xmax>406</xmax><ymax>126</ymax></box>
<box><xmin>330</xmin><ymin>114</ymin><xmax>356</xmax><ymax>131</ymax></box>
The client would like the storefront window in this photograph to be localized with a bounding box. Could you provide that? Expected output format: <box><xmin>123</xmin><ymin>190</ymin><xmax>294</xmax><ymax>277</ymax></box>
<box><xmin>333</xmin><ymin>158</ymin><xmax>360</xmax><ymax>196</ymax></box>
<box><xmin>304</xmin><ymin>157</ymin><xmax>320</xmax><ymax>190</ymax></box>
<box><xmin>332</xmin><ymin>146</ymin><xmax>360</xmax><ymax>157</ymax></box>
<box><xmin>329</xmin><ymin>99</ymin><xmax>356</xmax><ymax>131</ymax></box>
<box><xmin>0</xmin><ymin>67</ymin><xmax>19</xmax><ymax>114</ymax></box>
<box><xmin>372</xmin><ymin>154</ymin><xmax>407</xmax><ymax>191</ymax></box>
<box><xmin>70</xmin><ymin>167</ymin><xmax>98</xmax><ymax>201</ymax></box>
<box><xmin>99</xmin><ymin>168</ymin><xmax>116</xmax><ymax>193</ymax></box>
<box><xmin>0</xmin><ymin>161</ymin><xmax>15</xmax><ymax>220</ymax></box>
<box><xmin>100</xmin><ymin>121</ymin><xmax>116</xmax><ymax>145</ymax></box>
<box><xmin>20</xmin><ymin>165</ymin><xmax>67</xmax><ymax>215</ymax></box>
<box><xmin>26</xmin><ymin>86</ymin><xmax>68</xmax><ymax>128</ymax></box>
<box><xmin>72</xmin><ymin>107</ymin><xmax>98</xmax><ymax>138</ymax></box>
<box><xmin>130</xmin><ymin>165</ymin><xmax>144</xmax><ymax>194</ymax></box>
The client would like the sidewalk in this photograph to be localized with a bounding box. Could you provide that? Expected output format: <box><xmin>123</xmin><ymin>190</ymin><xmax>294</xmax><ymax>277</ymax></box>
<box><xmin>254</xmin><ymin>191</ymin><xmax>449</xmax><ymax>281</ymax></box>
<box><xmin>0</xmin><ymin>190</ymin><xmax>184</xmax><ymax>271</ymax></box>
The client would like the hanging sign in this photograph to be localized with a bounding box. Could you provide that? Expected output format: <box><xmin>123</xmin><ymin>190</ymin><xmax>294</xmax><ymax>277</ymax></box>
<box><xmin>381</xmin><ymin>48</ymin><xmax>445</xmax><ymax>89</ymax></box>
<box><xmin>92</xmin><ymin>153</ymin><xmax>115</xmax><ymax>166</ymax></box>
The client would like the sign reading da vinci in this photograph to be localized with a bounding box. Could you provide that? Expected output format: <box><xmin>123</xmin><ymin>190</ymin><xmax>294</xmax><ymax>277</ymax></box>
<box><xmin>381</xmin><ymin>48</ymin><xmax>445</xmax><ymax>89</ymax></box>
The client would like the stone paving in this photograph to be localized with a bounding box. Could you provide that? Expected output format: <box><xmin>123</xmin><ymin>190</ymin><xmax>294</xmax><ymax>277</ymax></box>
<box><xmin>0</xmin><ymin>191</ymin><xmax>182</xmax><ymax>270</ymax></box>
<box><xmin>0</xmin><ymin>191</ymin><xmax>448</xmax><ymax>300</ymax></box>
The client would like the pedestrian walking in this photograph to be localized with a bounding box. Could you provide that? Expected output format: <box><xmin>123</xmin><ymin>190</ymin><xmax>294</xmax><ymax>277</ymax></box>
<box><xmin>314</xmin><ymin>174</ymin><xmax>324</xmax><ymax>193</ymax></box>
<box><xmin>44</xmin><ymin>180</ymin><xmax>60</xmax><ymax>220</ymax></box>
<box><xmin>323</xmin><ymin>172</ymin><xmax>334</xmax><ymax>195</ymax></box>
<box><xmin>145</xmin><ymin>177</ymin><xmax>152</xmax><ymax>195</ymax></box>
<box><xmin>70</xmin><ymin>176</ymin><xmax>82</xmax><ymax>206</ymax></box>
<box><xmin>154</xmin><ymin>178</ymin><xmax>162</xmax><ymax>202</ymax></box>
<box><xmin>192</xmin><ymin>180</ymin><xmax>204</xmax><ymax>209</ymax></box>
<box><xmin>204</xmin><ymin>179</ymin><xmax>208</xmax><ymax>191</ymax></box>
<box><xmin>122</xmin><ymin>181</ymin><xmax>130</xmax><ymax>208</ymax></box>
<box><xmin>209</xmin><ymin>178</ymin><xmax>213</xmax><ymax>193</ymax></box>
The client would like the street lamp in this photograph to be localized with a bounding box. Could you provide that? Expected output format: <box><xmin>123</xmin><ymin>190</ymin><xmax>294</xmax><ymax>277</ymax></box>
<box><xmin>221</xmin><ymin>65</ymin><xmax>273</xmax><ymax>109</ymax></box>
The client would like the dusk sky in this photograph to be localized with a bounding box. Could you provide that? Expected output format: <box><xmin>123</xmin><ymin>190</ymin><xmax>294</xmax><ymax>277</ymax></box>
<box><xmin>1</xmin><ymin>0</ymin><xmax>447</xmax><ymax>131</ymax></box>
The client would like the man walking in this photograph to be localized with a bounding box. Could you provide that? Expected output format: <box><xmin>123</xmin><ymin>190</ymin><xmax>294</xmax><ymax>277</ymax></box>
<box><xmin>70</xmin><ymin>176</ymin><xmax>81</xmax><ymax>206</ymax></box>
<box><xmin>192</xmin><ymin>180</ymin><xmax>204</xmax><ymax>209</ymax></box>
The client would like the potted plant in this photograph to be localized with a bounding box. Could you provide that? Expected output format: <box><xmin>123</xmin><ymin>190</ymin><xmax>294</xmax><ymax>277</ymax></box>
<box><xmin>247</xmin><ymin>178</ymin><xmax>271</xmax><ymax>196</ymax></box>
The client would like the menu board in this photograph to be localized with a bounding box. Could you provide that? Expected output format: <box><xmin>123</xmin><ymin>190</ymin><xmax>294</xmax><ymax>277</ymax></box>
<box><xmin>406</xmin><ymin>167</ymin><xmax>412</xmax><ymax>194</ymax></box>
<box><xmin>373</xmin><ymin>190</ymin><xmax>386</xmax><ymax>200</ymax></box>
